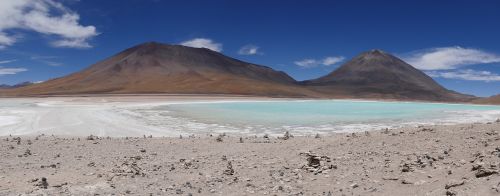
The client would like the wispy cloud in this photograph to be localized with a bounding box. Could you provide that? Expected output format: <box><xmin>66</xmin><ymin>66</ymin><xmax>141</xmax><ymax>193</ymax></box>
<box><xmin>31</xmin><ymin>56</ymin><xmax>63</xmax><ymax>66</ymax></box>
<box><xmin>238</xmin><ymin>44</ymin><xmax>261</xmax><ymax>55</ymax></box>
<box><xmin>322</xmin><ymin>56</ymin><xmax>345</xmax><ymax>66</ymax></box>
<box><xmin>0</xmin><ymin>59</ymin><xmax>16</xmax><ymax>64</ymax></box>
<box><xmin>0</xmin><ymin>67</ymin><xmax>27</xmax><ymax>75</ymax></box>
<box><xmin>295</xmin><ymin>56</ymin><xmax>345</xmax><ymax>68</ymax></box>
<box><xmin>0</xmin><ymin>0</ymin><xmax>98</xmax><ymax>49</ymax></box>
<box><xmin>180</xmin><ymin>38</ymin><xmax>222</xmax><ymax>52</ymax></box>
<box><xmin>426</xmin><ymin>69</ymin><xmax>500</xmax><ymax>82</ymax></box>
<box><xmin>402</xmin><ymin>46</ymin><xmax>500</xmax><ymax>70</ymax></box>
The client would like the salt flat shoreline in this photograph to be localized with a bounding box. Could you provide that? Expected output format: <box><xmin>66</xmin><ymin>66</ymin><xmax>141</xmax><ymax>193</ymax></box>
<box><xmin>1</xmin><ymin>96</ymin><xmax>499</xmax><ymax>137</ymax></box>
<box><xmin>1</xmin><ymin>122</ymin><xmax>499</xmax><ymax>195</ymax></box>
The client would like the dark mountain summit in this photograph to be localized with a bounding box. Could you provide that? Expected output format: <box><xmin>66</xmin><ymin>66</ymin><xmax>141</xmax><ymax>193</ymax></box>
<box><xmin>302</xmin><ymin>50</ymin><xmax>474</xmax><ymax>101</ymax></box>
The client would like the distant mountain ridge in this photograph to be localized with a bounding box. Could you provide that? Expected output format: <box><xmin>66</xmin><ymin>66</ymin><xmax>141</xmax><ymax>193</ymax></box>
<box><xmin>473</xmin><ymin>94</ymin><xmax>500</xmax><ymax>104</ymax></box>
<box><xmin>0</xmin><ymin>42</ymin><xmax>477</xmax><ymax>102</ymax></box>
<box><xmin>0</xmin><ymin>81</ymin><xmax>35</xmax><ymax>89</ymax></box>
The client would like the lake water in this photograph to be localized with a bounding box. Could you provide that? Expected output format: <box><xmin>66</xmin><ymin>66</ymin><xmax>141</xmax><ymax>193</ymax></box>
<box><xmin>162</xmin><ymin>100</ymin><xmax>500</xmax><ymax>134</ymax></box>
<box><xmin>0</xmin><ymin>99</ymin><xmax>499</xmax><ymax>136</ymax></box>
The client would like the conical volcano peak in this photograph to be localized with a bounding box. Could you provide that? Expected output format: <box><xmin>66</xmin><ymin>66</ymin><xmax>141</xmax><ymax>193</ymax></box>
<box><xmin>358</xmin><ymin>49</ymin><xmax>393</xmax><ymax>60</ymax></box>
<box><xmin>369</xmin><ymin>49</ymin><xmax>386</xmax><ymax>54</ymax></box>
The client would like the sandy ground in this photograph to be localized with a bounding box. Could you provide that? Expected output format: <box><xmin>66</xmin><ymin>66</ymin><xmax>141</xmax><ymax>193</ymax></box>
<box><xmin>0</xmin><ymin>121</ymin><xmax>499</xmax><ymax>195</ymax></box>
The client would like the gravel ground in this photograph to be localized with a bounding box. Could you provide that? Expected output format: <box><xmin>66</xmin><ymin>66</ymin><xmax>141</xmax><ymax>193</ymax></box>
<box><xmin>0</xmin><ymin>121</ymin><xmax>499</xmax><ymax>195</ymax></box>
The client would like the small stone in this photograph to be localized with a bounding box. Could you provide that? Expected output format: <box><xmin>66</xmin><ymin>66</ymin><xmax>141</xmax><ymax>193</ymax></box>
<box><xmin>223</xmin><ymin>161</ymin><xmax>235</xmax><ymax>175</ymax></box>
<box><xmin>401</xmin><ymin>179</ymin><xmax>413</xmax><ymax>184</ymax></box>
<box><xmin>40</xmin><ymin>177</ymin><xmax>48</xmax><ymax>189</ymax></box>
<box><xmin>350</xmin><ymin>183</ymin><xmax>359</xmax><ymax>188</ymax></box>
<box><xmin>216</xmin><ymin>134</ymin><xmax>223</xmax><ymax>142</ymax></box>
<box><xmin>401</xmin><ymin>163</ymin><xmax>412</xmax><ymax>172</ymax></box>
<box><xmin>445</xmin><ymin>180</ymin><xmax>465</xmax><ymax>189</ymax></box>
<box><xmin>475</xmin><ymin>168</ymin><xmax>498</xmax><ymax>178</ymax></box>
<box><xmin>446</xmin><ymin>190</ymin><xmax>457</xmax><ymax>196</ymax></box>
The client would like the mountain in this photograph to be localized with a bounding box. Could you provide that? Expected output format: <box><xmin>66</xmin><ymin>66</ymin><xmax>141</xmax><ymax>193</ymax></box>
<box><xmin>3</xmin><ymin>42</ymin><xmax>318</xmax><ymax>97</ymax></box>
<box><xmin>302</xmin><ymin>50</ymin><xmax>474</xmax><ymax>101</ymax></box>
<box><xmin>2</xmin><ymin>43</ymin><xmax>475</xmax><ymax>102</ymax></box>
<box><xmin>0</xmin><ymin>81</ymin><xmax>34</xmax><ymax>89</ymax></box>
<box><xmin>473</xmin><ymin>94</ymin><xmax>500</xmax><ymax>105</ymax></box>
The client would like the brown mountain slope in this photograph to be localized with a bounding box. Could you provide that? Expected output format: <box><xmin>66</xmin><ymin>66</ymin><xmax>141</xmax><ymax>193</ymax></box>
<box><xmin>3</xmin><ymin>42</ymin><xmax>319</xmax><ymax>97</ymax></box>
<box><xmin>301</xmin><ymin>50</ymin><xmax>474</xmax><ymax>101</ymax></box>
<box><xmin>473</xmin><ymin>94</ymin><xmax>500</xmax><ymax>105</ymax></box>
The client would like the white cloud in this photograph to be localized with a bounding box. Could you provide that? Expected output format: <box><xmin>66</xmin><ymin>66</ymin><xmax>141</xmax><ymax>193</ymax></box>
<box><xmin>0</xmin><ymin>59</ymin><xmax>16</xmax><ymax>64</ymax></box>
<box><xmin>294</xmin><ymin>59</ymin><xmax>318</xmax><ymax>68</ymax></box>
<box><xmin>0</xmin><ymin>0</ymin><xmax>98</xmax><ymax>48</ymax></box>
<box><xmin>238</xmin><ymin>44</ymin><xmax>260</xmax><ymax>55</ymax></box>
<box><xmin>322</xmin><ymin>56</ymin><xmax>345</xmax><ymax>66</ymax></box>
<box><xmin>426</xmin><ymin>69</ymin><xmax>500</xmax><ymax>82</ymax></box>
<box><xmin>294</xmin><ymin>56</ymin><xmax>345</xmax><ymax>68</ymax></box>
<box><xmin>0</xmin><ymin>67</ymin><xmax>27</xmax><ymax>75</ymax></box>
<box><xmin>180</xmin><ymin>38</ymin><xmax>222</xmax><ymax>52</ymax></box>
<box><xmin>403</xmin><ymin>46</ymin><xmax>500</xmax><ymax>70</ymax></box>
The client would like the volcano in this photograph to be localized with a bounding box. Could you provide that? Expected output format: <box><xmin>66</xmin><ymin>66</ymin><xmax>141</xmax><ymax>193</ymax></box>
<box><xmin>301</xmin><ymin>50</ymin><xmax>474</xmax><ymax>101</ymax></box>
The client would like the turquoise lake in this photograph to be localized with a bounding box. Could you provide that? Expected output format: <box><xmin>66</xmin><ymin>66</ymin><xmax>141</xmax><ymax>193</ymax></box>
<box><xmin>162</xmin><ymin>100</ymin><xmax>500</xmax><ymax>133</ymax></box>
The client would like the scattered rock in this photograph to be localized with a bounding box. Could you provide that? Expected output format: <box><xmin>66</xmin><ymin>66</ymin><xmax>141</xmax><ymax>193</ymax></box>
<box><xmin>475</xmin><ymin>168</ymin><xmax>498</xmax><ymax>178</ymax></box>
<box><xmin>216</xmin><ymin>134</ymin><xmax>224</xmax><ymax>142</ymax></box>
<box><xmin>279</xmin><ymin>131</ymin><xmax>293</xmax><ymax>140</ymax></box>
<box><xmin>35</xmin><ymin>177</ymin><xmax>48</xmax><ymax>189</ymax></box>
<box><xmin>472</xmin><ymin>163</ymin><xmax>499</xmax><ymax>178</ymax></box>
<box><xmin>382</xmin><ymin>176</ymin><xmax>399</xmax><ymax>181</ymax></box>
<box><xmin>23</xmin><ymin>149</ymin><xmax>32</xmax><ymax>156</ymax></box>
<box><xmin>401</xmin><ymin>163</ymin><xmax>413</xmax><ymax>172</ymax></box>
<box><xmin>445</xmin><ymin>180</ymin><xmax>465</xmax><ymax>189</ymax></box>
<box><xmin>300</xmin><ymin>151</ymin><xmax>333</xmax><ymax>174</ymax></box>
<box><xmin>86</xmin><ymin>135</ymin><xmax>98</xmax><ymax>140</ymax></box>
<box><xmin>446</xmin><ymin>190</ymin><xmax>457</xmax><ymax>196</ymax></box>
<box><xmin>112</xmin><ymin>158</ymin><xmax>145</xmax><ymax>177</ymax></box>
<box><xmin>401</xmin><ymin>179</ymin><xmax>413</xmax><ymax>184</ymax></box>
<box><xmin>52</xmin><ymin>182</ymin><xmax>68</xmax><ymax>188</ymax></box>
<box><xmin>41</xmin><ymin>164</ymin><xmax>57</xmax><ymax>169</ymax></box>
<box><xmin>223</xmin><ymin>161</ymin><xmax>234</xmax><ymax>175</ymax></box>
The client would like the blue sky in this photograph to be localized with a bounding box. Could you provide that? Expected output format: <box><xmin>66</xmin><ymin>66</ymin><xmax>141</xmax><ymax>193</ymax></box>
<box><xmin>0</xmin><ymin>0</ymin><xmax>499</xmax><ymax>97</ymax></box>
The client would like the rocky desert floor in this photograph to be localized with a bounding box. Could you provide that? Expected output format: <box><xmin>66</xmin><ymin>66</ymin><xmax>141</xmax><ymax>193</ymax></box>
<box><xmin>1</xmin><ymin>121</ymin><xmax>500</xmax><ymax>196</ymax></box>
